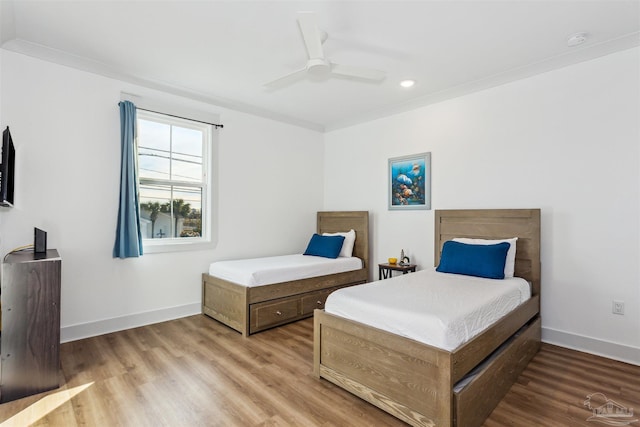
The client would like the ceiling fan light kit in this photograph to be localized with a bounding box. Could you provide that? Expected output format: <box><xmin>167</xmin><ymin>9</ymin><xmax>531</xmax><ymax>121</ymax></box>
<box><xmin>264</xmin><ymin>11</ymin><xmax>386</xmax><ymax>89</ymax></box>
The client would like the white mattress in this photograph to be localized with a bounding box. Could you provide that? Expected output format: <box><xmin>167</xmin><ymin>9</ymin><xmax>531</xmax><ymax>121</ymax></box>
<box><xmin>324</xmin><ymin>268</ymin><xmax>531</xmax><ymax>351</ymax></box>
<box><xmin>208</xmin><ymin>254</ymin><xmax>363</xmax><ymax>287</ymax></box>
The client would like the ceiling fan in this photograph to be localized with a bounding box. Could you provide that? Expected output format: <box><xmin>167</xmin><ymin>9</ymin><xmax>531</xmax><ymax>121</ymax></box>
<box><xmin>264</xmin><ymin>12</ymin><xmax>386</xmax><ymax>89</ymax></box>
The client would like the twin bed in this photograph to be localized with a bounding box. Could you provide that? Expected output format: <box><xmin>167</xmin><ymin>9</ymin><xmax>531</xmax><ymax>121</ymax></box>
<box><xmin>314</xmin><ymin>208</ymin><xmax>541</xmax><ymax>427</ymax></box>
<box><xmin>202</xmin><ymin>208</ymin><xmax>541</xmax><ymax>427</ymax></box>
<box><xmin>201</xmin><ymin>211</ymin><xmax>369</xmax><ymax>336</ymax></box>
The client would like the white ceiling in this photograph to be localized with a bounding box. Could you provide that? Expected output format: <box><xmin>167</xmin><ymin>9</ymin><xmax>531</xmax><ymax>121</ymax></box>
<box><xmin>1</xmin><ymin>1</ymin><xmax>639</xmax><ymax>131</ymax></box>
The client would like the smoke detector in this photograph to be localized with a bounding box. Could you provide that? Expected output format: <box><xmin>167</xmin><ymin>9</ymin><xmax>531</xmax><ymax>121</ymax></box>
<box><xmin>567</xmin><ymin>32</ymin><xmax>588</xmax><ymax>47</ymax></box>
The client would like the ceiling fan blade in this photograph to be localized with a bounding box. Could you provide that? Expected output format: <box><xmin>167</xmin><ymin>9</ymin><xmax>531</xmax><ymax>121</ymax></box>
<box><xmin>263</xmin><ymin>67</ymin><xmax>307</xmax><ymax>89</ymax></box>
<box><xmin>330</xmin><ymin>63</ymin><xmax>386</xmax><ymax>82</ymax></box>
<box><xmin>297</xmin><ymin>12</ymin><xmax>324</xmax><ymax>60</ymax></box>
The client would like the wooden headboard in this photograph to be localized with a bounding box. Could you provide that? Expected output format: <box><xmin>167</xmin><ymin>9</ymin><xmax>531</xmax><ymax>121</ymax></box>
<box><xmin>434</xmin><ymin>209</ymin><xmax>541</xmax><ymax>296</ymax></box>
<box><xmin>317</xmin><ymin>211</ymin><xmax>369</xmax><ymax>271</ymax></box>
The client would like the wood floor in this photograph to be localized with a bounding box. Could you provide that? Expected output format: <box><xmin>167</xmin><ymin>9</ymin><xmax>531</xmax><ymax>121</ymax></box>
<box><xmin>0</xmin><ymin>315</ymin><xmax>637</xmax><ymax>426</ymax></box>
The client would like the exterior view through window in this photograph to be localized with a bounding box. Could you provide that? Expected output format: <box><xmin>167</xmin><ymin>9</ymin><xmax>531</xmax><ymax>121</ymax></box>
<box><xmin>137</xmin><ymin>110</ymin><xmax>211</xmax><ymax>245</ymax></box>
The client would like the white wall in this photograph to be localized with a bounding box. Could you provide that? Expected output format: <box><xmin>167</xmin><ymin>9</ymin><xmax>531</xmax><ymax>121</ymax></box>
<box><xmin>0</xmin><ymin>0</ymin><xmax>3</xmax><ymax>133</ymax></box>
<box><xmin>324</xmin><ymin>47</ymin><xmax>640</xmax><ymax>364</ymax></box>
<box><xmin>0</xmin><ymin>51</ymin><xmax>324</xmax><ymax>341</ymax></box>
<box><xmin>2</xmin><ymin>45</ymin><xmax>638</xmax><ymax>365</ymax></box>
<box><xmin>0</xmin><ymin>44</ymin><xmax>2</xmax><ymax>127</ymax></box>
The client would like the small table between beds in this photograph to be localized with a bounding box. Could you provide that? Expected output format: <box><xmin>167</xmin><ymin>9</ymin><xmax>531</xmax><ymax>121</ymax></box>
<box><xmin>378</xmin><ymin>262</ymin><xmax>417</xmax><ymax>280</ymax></box>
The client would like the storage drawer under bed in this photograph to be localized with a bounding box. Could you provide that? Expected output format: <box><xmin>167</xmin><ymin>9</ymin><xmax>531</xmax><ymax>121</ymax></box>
<box><xmin>301</xmin><ymin>289</ymin><xmax>333</xmax><ymax>315</ymax></box>
<box><xmin>453</xmin><ymin>316</ymin><xmax>541</xmax><ymax>427</ymax></box>
<box><xmin>249</xmin><ymin>284</ymin><xmax>362</xmax><ymax>334</ymax></box>
<box><xmin>253</xmin><ymin>299</ymin><xmax>300</xmax><ymax>330</ymax></box>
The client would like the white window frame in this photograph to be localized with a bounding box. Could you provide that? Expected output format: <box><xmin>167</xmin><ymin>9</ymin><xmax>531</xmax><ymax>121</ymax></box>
<box><xmin>136</xmin><ymin>109</ymin><xmax>216</xmax><ymax>254</ymax></box>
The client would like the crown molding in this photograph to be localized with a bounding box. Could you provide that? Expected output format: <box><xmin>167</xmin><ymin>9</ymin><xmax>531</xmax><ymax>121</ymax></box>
<box><xmin>2</xmin><ymin>30</ymin><xmax>638</xmax><ymax>134</ymax></box>
<box><xmin>325</xmin><ymin>32</ymin><xmax>640</xmax><ymax>132</ymax></box>
<box><xmin>1</xmin><ymin>38</ymin><xmax>325</xmax><ymax>133</ymax></box>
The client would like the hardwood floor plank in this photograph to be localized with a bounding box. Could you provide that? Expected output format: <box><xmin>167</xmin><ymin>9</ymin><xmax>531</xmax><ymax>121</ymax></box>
<box><xmin>0</xmin><ymin>315</ymin><xmax>636</xmax><ymax>426</ymax></box>
<box><xmin>483</xmin><ymin>342</ymin><xmax>639</xmax><ymax>427</ymax></box>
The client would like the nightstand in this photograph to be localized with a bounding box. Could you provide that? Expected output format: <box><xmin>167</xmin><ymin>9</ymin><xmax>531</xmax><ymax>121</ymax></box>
<box><xmin>378</xmin><ymin>263</ymin><xmax>417</xmax><ymax>280</ymax></box>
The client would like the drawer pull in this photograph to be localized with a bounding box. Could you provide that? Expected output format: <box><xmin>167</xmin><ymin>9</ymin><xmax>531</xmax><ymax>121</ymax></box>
<box><xmin>275</xmin><ymin>310</ymin><xmax>282</xmax><ymax>316</ymax></box>
<box><xmin>316</xmin><ymin>300</ymin><xmax>323</xmax><ymax>305</ymax></box>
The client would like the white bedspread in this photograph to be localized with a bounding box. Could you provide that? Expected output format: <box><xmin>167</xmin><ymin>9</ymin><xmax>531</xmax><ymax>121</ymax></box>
<box><xmin>208</xmin><ymin>254</ymin><xmax>363</xmax><ymax>287</ymax></box>
<box><xmin>324</xmin><ymin>268</ymin><xmax>530</xmax><ymax>351</ymax></box>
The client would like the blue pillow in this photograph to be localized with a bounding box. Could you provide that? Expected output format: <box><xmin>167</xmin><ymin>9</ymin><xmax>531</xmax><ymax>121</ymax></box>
<box><xmin>436</xmin><ymin>241</ymin><xmax>510</xmax><ymax>279</ymax></box>
<box><xmin>303</xmin><ymin>234</ymin><xmax>345</xmax><ymax>259</ymax></box>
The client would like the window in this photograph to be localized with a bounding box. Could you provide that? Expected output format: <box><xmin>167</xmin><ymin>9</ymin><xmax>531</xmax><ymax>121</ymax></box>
<box><xmin>136</xmin><ymin>110</ymin><xmax>214</xmax><ymax>252</ymax></box>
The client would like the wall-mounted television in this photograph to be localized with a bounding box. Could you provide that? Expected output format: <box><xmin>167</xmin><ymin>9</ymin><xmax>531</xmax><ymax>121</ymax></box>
<box><xmin>1</xmin><ymin>126</ymin><xmax>16</xmax><ymax>207</ymax></box>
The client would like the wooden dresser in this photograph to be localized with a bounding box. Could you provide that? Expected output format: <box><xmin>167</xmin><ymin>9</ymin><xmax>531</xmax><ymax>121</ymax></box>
<box><xmin>1</xmin><ymin>249</ymin><xmax>61</xmax><ymax>402</ymax></box>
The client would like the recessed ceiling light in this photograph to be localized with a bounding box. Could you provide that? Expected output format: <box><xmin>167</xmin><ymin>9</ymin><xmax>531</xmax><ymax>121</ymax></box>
<box><xmin>400</xmin><ymin>80</ymin><xmax>416</xmax><ymax>88</ymax></box>
<box><xmin>567</xmin><ymin>32</ymin><xmax>588</xmax><ymax>47</ymax></box>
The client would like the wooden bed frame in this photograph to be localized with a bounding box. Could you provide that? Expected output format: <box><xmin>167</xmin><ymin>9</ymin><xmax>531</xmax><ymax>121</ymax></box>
<box><xmin>314</xmin><ymin>209</ymin><xmax>541</xmax><ymax>427</ymax></box>
<box><xmin>202</xmin><ymin>211</ymin><xmax>369</xmax><ymax>336</ymax></box>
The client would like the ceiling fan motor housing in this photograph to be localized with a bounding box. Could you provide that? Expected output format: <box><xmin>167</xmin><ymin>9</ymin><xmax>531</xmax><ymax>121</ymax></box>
<box><xmin>306</xmin><ymin>58</ymin><xmax>331</xmax><ymax>75</ymax></box>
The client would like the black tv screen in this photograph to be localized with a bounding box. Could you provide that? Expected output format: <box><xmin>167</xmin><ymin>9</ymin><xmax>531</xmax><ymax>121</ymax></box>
<box><xmin>1</xmin><ymin>126</ymin><xmax>15</xmax><ymax>207</ymax></box>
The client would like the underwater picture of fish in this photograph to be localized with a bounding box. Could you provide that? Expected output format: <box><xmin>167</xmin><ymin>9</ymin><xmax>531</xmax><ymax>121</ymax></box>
<box><xmin>396</xmin><ymin>174</ymin><xmax>413</xmax><ymax>186</ymax></box>
<box><xmin>388</xmin><ymin>152</ymin><xmax>431</xmax><ymax>210</ymax></box>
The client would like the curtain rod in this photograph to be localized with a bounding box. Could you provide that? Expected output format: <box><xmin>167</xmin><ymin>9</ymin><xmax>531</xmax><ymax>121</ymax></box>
<box><xmin>118</xmin><ymin>103</ymin><xmax>224</xmax><ymax>129</ymax></box>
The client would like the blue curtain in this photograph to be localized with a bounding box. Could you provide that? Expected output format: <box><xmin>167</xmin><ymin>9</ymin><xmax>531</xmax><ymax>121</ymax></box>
<box><xmin>113</xmin><ymin>100</ymin><xmax>143</xmax><ymax>258</ymax></box>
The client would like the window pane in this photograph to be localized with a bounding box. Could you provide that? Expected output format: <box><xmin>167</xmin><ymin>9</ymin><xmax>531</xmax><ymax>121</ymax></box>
<box><xmin>140</xmin><ymin>184</ymin><xmax>172</xmax><ymax>239</ymax></box>
<box><xmin>173</xmin><ymin>186</ymin><xmax>202</xmax><ymax>238</ymax></box>
<box><xmin>139</xmin><ymin>184</ymin><xmax>202</xmax><ymax>239</ymax></box>
<box><xmin>138</xmin><ymin>119</ymin><xmax>170</xmax><ymax>180</ymax></box>
<box><xmin>171</xmin><ymin>126</ymin><xmax>203</xmax><ymax>183</ymax></box>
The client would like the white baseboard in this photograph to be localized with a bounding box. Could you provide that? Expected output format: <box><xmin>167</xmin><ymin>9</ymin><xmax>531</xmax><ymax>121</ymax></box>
<box><xmin>61</xmin><ymin>310</ymin><xmax>640</xmax><ymax>366</ymax></box>
<box><xmin>542</xmin><ymin>327</ymin><xmax>640</xmax><ymax>366</ymax></box>
<box><xmin>60</xmin><ymin>302</ymin><xmax>201</xmax><ymax>343</ymax></box>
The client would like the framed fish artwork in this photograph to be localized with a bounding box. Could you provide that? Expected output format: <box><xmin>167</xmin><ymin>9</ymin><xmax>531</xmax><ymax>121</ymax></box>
<box><xmin>388</xmin><ymin>152</ymin><xmax>431</xmax><ymax>210</ymax></box>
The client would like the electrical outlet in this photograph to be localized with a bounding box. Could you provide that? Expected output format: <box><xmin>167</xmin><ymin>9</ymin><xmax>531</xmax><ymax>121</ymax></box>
<box><xmin>612</xmin><ymin>300</ymin><xmax>625</xmax><ymax>315</ymax></box>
